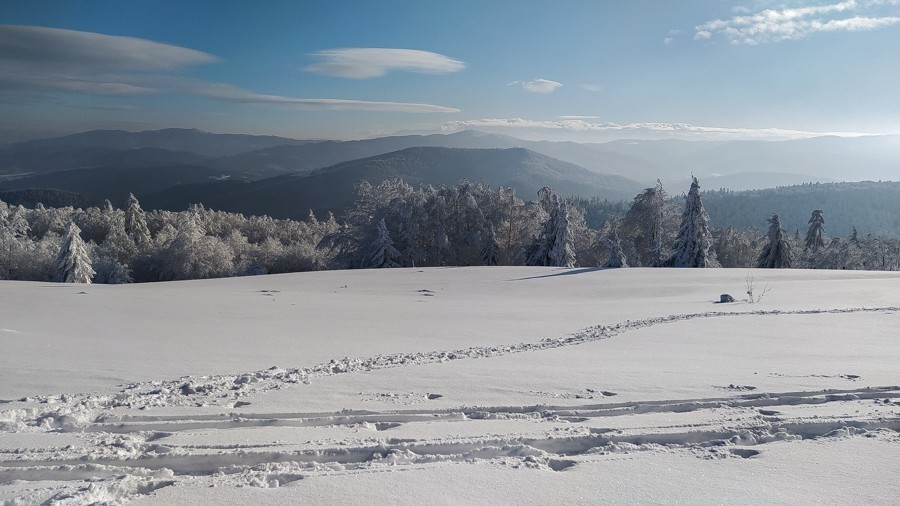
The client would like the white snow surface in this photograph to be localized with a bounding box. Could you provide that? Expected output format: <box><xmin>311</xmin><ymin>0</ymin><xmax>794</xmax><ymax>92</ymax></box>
<box><xmin>0</xmin><ymin>267</ymin><xmax>898</xmax><ymax>504</ymax></box>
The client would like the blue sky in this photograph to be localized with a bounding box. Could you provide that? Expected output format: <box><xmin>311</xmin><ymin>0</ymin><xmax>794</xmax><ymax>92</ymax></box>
<box><xmin>2</xmin><ymin>0</ymin><xmax>899</xmax><ymax>141</ymax></box>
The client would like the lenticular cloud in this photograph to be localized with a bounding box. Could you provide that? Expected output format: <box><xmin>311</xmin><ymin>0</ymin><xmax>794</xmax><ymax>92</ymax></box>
<box><xmin>307</xmin><ymin>48</ymin><xmax>465</xmax><ymax>79</ymax></box>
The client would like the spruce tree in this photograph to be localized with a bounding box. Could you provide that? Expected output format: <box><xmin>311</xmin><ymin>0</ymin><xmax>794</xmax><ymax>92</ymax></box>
<box><xmin>481</xmin><ymin>224</ymin><xmax>500</xmax><ymax>266</ymax></box>
<box><xmin>364</xmin><ymin>218</ymin><xmax>402</xmax><ymax>268</ymax></box>
<box><xmin>757</xmin><ymin>214</ymin><xmax>792</xmax><ymax>268</ymax></box>
<box><xmin>804</xmin><ymin>210</ymin><xmax>825</xmax><ymax>252</ymax></box>
<box><xmin>525</xmin><ymin>192</ymin><xmax>576</xmax><ymax>267</ymax></box>
<box><xmin>56</xmin><ymin>221</ymin><xmax>95</xmax><ymax>283</ymax></box>
<box><xmin>124</xmin><ymin>193</ymin><xmax>151</xmax><ymax>248</ymax></box>
<box><xmin>670</xmin><ymin>176</ymin><xmax>717</xmax><ymax>267</ymax></box>
<box><xmin>549</xmin><ymin>200</ymin><xmax>576</xmax><ymax>267</ymax></box>
<box><xmin>604</xmin><ymin>221</ymin><xmax>628</xmax><ymax>268</ymax></box>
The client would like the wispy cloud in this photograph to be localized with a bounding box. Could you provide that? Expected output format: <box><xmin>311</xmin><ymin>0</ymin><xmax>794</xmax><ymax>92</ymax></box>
<box><xmin>0</xmin><ymin>25</ymin><xmax>459</xmax><ymax>113</ymax></box>
<box><xmin>663</xmin><ymin>29</ymin><xmax>680</xmax><ymax>45</ymax></box>
<box><xmin>0</xmin><ymin>24</ymin><xmax>217</xmax><ymax>71</ymax></box>
<box><xmin>580</xmin><ymin>84</ymin><xmax>603</xmax><ymax>92</ymax></box>
<box><xmin>508</xmin><ymin>79</ymin><xmax>563</xmax><ymax>94</ymax></box>
<box><xmin>0</xmin><ymin>24</ymin><xmax>215</xmax><ymax>95</ymax></box>
<box><xmin>306</xmin><ymin>48</ymin><xmax>465</xmax><ymax>79</ymax></box>
<box><xmin>695</xmin><ymin>1</ymin><xmax>900</xmax><ymax>44</ymax></box>
<box><xmin>190</xmin><ymin>82</ymin><xmax>459</xmax><ymax>113</ymax></box>
<box><xmin>64</xmin><ymin>103</ymin><xmax>139</xmax><ymax>111</ymax></box>
<box><xmin>441</xmin><ymin>117</ymin><xmax>872</xmax><ymax>140</ymax></box>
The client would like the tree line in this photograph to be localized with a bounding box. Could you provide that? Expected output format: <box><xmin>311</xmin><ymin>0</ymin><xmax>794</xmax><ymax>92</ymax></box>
<box><xmin>1</xmin><ymin>177</ymin><xmax>898</xmax><ymax>283</ymax></box>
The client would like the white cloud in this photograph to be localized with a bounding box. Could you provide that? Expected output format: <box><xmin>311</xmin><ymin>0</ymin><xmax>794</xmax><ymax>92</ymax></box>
<box><xmin>509</xmin><ymin>79</ymin><xmax>563</xmax><ymax>94</ymax></box>
<box><xmin>306</xmin><ymin>48</ymin><xmax>465</xmax><ymax>79</ymax></box>
<box><xmin>694</xmin><ymin>1</ymin><xmax>900</xmax><ymax>44</ymax></box>
<box><xmin>441</xmin><ymin>117</ymin><xmax>872</xmax><ymax>140</ymax></box>
<box><xmin>64</xmin><ymin>103</ymin><xmax>139</xmax><ymax>111</ymax></box>
<box><xmin>0</xmin><ymin>24</ymin><xmax>217</xmax><ymax>71</ymax></box>
<box><xmin>559</xmin><ymin>115</ymin><xmax>601</xmax><ymax>120</ymax></box>
<box><xmin>191</xmin><ymin>82</ymin><xmax>459</xmax><ymax>113</ymax></box>
<box><xmin>0</xmin><ymin>25</ymin><xmax>459</xmax><ymax>113</ymax></box>
<box><xmin>0</xmin><ymin>24</ymin><xmax>215</xmax><ymax>96</ymax></box>
<box><xmin>580</xmin><ymin>84</ymin><xmax>603</xmax><ymax>92</ymax></box>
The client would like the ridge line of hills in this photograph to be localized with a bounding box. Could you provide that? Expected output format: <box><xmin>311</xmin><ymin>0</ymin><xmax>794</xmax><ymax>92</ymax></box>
<box><xmin>0</xmin><ymin>128</ymin><xmax>898</xmax><ymax>235</ymax></box>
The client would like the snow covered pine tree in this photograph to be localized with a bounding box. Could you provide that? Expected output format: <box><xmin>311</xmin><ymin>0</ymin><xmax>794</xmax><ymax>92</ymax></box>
<box><xmin>481</xmin><ymin>223</ymin><xmax>500</xmax><ymax>266</ymax></box>
<box><xmin>56</xmin><ymin>221</ymin><xmax>95</xmax><ymax>283</ymax></box>
<box><xmin>604</xmin><ymin>220</ymin><xmax>628</xmax><ymax>268</ymax></box>
<box><xmin>804</xmin><ymin>210</ymin><xmax>825</xmax><ymax>252</ymax></box>
<box><xmin>757</xmin><ymin>214</ymin><xmax>792</xmax><ymax>268</ymax></box>
<box><xmin>364</xmin><ymin>218</ymin><xmax>402</xmax><ymax>268</ymax></box>
<box><xmin>124</xmin><ymin>193</ymin><xmax>152</xmax><ymax>249</ymax></box>
<box><xmin>525</xmin><ymin>190</ymin><xmax>576</xmax><ymax>267</ymax></box>
<box><xmin>670</xmin><ymin>176</ymin><xmax>717</xmax><ymax>267</ymax></box>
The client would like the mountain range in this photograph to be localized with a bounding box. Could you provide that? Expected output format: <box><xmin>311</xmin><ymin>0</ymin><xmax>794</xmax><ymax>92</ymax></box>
<box><xmin>141</xmin><ymin>147</ymin><xmax>641</xmax><ymax>219</ymax></box>
<box><xmin>0</xmin><ymin>128</ymin><xmax>898</xmax><ymax>219</ymax></box>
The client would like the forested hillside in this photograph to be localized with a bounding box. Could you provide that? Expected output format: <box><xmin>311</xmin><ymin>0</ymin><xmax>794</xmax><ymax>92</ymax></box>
<box><xmin>702</xmin><ymin>181</ymin><xmax>900</xmax><ymax>237</ymax></box>
<box><xmin>2</xmin><ymin>177</ymin><xmax>898</xmax><ymax>284</ymax></box>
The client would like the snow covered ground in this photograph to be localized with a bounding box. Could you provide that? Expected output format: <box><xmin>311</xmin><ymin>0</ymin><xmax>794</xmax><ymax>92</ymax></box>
<box><xmin>1</xmin><ymin>267</ymin><xmax>898</xmax><ymax>504</ymax></box>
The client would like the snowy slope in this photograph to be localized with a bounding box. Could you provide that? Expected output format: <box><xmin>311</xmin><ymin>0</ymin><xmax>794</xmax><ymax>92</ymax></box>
<box><xmin>0</xmin><ymin>267</ymin><xmax>898</xmax><ymax>504</ymax></box>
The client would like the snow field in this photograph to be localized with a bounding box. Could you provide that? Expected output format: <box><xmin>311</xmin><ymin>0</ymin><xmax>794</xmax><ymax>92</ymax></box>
<box><xmin>0</xmin><ymin>267</ymin><xmax>898</xmax><ymax>504</ymax></box>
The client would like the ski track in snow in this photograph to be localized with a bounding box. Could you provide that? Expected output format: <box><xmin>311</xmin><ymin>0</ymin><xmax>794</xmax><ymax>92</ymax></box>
<box><xmin>1</xmin><ymin>306</ymin><xmax>898</xmax><ymax>504</ymax></box>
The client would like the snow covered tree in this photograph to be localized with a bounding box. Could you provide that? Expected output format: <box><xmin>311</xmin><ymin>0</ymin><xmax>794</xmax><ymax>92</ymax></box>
<box><xmin>28</xmin><ymin>202</ymin><xmax>64</xmax><ymax>239</ymax></box>
<box><xmin>621</xmin><ymin>180</ymin><xmax>678</xmax><ymax>267</ymax></box>
<box><xmin>124</xmin><ymin>193</ymin><xmax>151</xmax><ymax>249</ymax></box>
<box><xmin>495</xmin><ymin>187</ymin><xmax>529</xmax><ymax>265</ymax></box>
<box><xmin>6</xmin><ymin>206</ymin><xmax>31</xmax><ymax>239</ymax></box>
<box><xmin>604</xmin><ymin>220</ymin><xmax>628</xmax><ymax>268</ymax></box>
<box><xmin>525</xmin><ymin>190</ymin><xmax>576</xmax><ymax>267</ymax></box>
<box><xmin>91</xmin><ymin>255</ymin><xmax>134</xmax><ymax>284</ymax></box>
<box><xmin>0</xmin><ymin>205</ymin><xmax>21</xmax><ymax>279</ymax></box>
<box><xmin>55</xmin><ymin>221</ymin><xmax>95</xmax><ymax>283</ymax></box>
<box><xmin>480</xmin><ymin>223</ymin><xmax>500</xmax><ymax>266</ymax></box>
<box><xmin>155</xmin><ymin>211</ymin><xmax>235</xmax><ymax>280</ymax></box>
<box><xmin>363</xmin><ymin>218</ymin><xmax>402</xmax><ymax>268</ymax></box>
<box><xmin>804</xmin><ymin>210</ymin><xmax>825</xmax><ymax>252</ymax></box>
<box><xmin>712</xmin><ymin>226</ymin><xmax>757</xmax><ymax>268</ymax></box>
<box><xmin>757</xmin><ymin>214</ymin><xmax>792</xmax><ymax>268</ymax></box>
<box><xmin>423</xmin><ymin>191</ymin><xmax>452</xmax><ymax>266</ymax></box>
<box><xmin>670</xmin><ymin>177</ymin><xmax>717</xmax><ymax>267</ymax></box>
<box><xmin>549</xmin><ymin>200</ymin><xmax>576</xmax><ymax>267</ymax></box>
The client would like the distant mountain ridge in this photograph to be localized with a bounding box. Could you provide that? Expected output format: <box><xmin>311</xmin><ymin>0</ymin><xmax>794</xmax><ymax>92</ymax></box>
<box><xmin>1</xmin><ymin>128</ymin><xmax>899</xmax><ymax>222</ymax></box>
<box><xmin>142</xmin><ymin>146</ymin><xmax>644</xmax><ymax>219</ymax></box>
<box><xmin>2</xmin><ymin>128</ymin><xmax>898</xmax><ymax>189</ymax></box>
<box><xmin>0</xmin><ymin>165</ymin><xmax>233</xmax><ymax>207</ymax></box>
<box><xmin>6</xmin><ymin>128</ymin><xmax>314</xmax><ymax>158</ymax></box>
